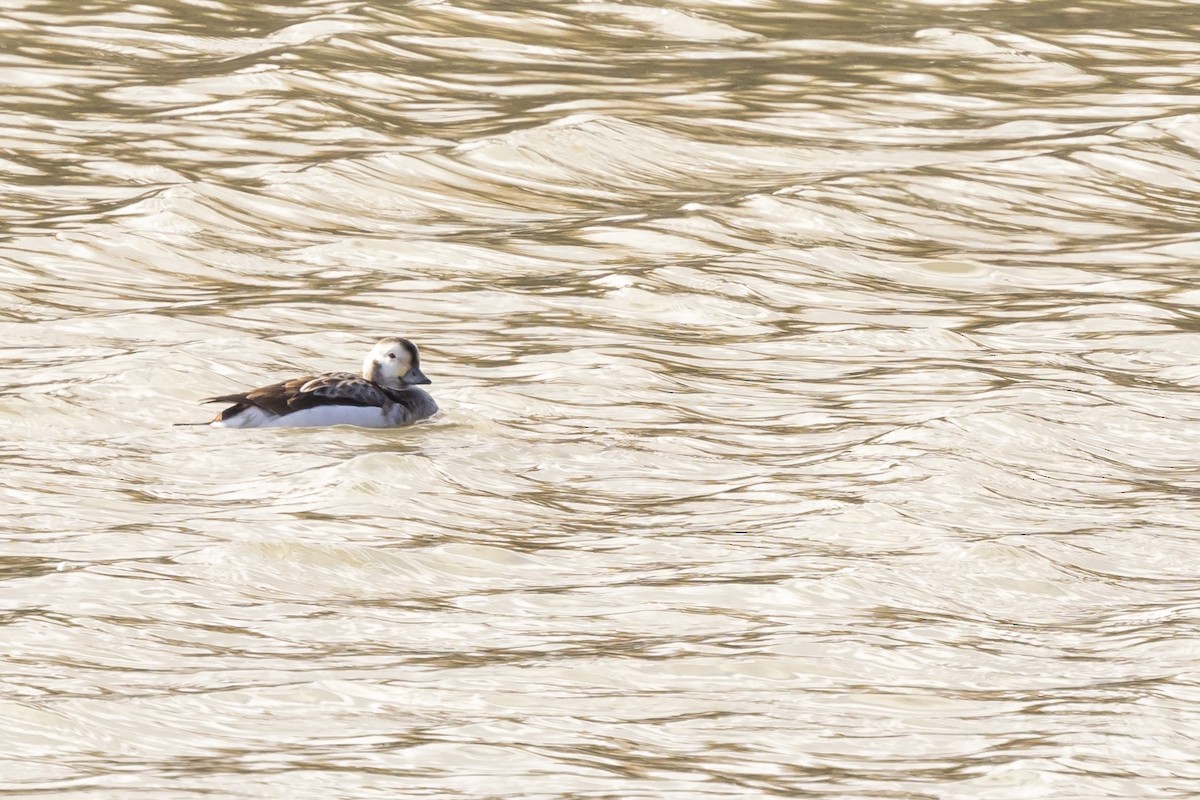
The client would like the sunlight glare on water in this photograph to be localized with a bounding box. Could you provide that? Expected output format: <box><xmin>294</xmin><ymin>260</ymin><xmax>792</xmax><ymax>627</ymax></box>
<box><xmin>3</xmin><ymin>0</ymin><xmax>1200</xmax><ymax>797</ymax></box>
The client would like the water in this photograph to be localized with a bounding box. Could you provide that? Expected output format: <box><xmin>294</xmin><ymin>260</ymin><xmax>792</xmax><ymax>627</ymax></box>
<box><xmin>4</xmin><ymin>1</ymin><xmax>1200</xmax><ymax>797</ymax></box>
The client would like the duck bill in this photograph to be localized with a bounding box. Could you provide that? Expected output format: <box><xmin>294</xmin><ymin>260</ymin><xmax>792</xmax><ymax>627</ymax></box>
<box><xmin>402</xmin><ymin>366</ymin><xmax>431</xmax><ymax>385</ymax></box>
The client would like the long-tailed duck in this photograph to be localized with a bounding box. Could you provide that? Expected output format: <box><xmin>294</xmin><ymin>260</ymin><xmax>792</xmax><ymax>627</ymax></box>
<box><xmin>198</xmin><ymin>337</ymin><xmax>438</xmax><ymax>429</ymax></box>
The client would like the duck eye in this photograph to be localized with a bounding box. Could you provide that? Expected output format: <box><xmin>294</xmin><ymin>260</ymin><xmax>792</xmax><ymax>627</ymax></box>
<box><xmin>387</xmin><ymin>353</ymin><xmax>397</xmax><ymax>359</ymax></box>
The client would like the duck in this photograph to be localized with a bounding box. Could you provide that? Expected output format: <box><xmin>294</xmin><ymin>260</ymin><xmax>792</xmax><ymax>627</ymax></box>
<box><xmin>197</xmin><ymin>337</ymin><xmax>439</xmax><ymax>429</ymax></box>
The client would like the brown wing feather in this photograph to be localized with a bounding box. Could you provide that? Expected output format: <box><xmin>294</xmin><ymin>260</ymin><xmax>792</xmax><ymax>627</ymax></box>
<box><xmin>297</xmin><ymin>374</ymin><xmax>391</xmax><ymax>407</ymax></box>
<box><xmin>204</xmin><ymin>372</ymin><xmax>389</xmax><ymax>419</ymax></box>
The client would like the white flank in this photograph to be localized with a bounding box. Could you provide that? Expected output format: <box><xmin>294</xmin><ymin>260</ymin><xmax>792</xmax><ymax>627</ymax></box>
<box><xmin>213</xmin><ymin>405</ymin><xmax>397</xmax><ymax>429</ymax></box>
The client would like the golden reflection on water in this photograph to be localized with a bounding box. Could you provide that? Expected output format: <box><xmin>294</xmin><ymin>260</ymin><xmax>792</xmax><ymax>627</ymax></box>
<box><xmin>3</xmin><ymin>0</ymin><xmax>1200</xmax><ymax>797</ymax></box>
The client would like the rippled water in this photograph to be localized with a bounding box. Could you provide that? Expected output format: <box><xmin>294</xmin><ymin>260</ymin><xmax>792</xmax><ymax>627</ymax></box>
<box><xmin>5</xmin><ymin>0</ymin><xmax>1200</xmax><ymax>797</ymax></box>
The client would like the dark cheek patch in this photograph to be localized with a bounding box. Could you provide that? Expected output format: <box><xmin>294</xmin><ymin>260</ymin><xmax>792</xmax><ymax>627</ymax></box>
<box><xmin>404</xmin><ymin>340</ymin><xmax>419</xmax><ymax>367</ymax></box>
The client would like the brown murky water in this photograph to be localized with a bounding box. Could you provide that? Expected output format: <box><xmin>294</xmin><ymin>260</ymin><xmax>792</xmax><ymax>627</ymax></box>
<box><xmin>4</xmin><ymin>1</ymin><xmax>1200</xmax><ymax>797</ymax></box>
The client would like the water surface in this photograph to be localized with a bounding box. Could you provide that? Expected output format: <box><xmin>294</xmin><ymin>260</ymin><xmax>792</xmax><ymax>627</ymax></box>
<box><xmin>4</xmin><ymin>1</ymin><xmax>1200</xmax><ymax>797</ymax></box>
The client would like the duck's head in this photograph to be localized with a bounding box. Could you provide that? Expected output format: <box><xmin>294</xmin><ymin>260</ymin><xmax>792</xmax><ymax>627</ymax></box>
<box><xmin>362</xmin><ymin>337</ymin><xmax>431</xmax><ymax>390</ymax></box>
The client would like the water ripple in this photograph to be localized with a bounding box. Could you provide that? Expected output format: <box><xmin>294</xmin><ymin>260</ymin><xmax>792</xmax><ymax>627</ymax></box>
<box><xmin>3</xmin><ymin>0</ymin><xmax>1200</xmax><ymax>797</ymax></box>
